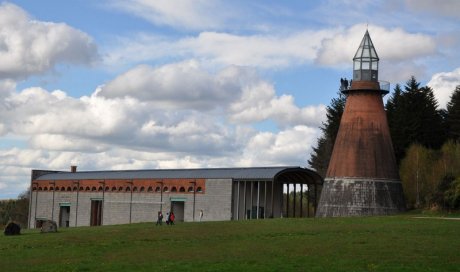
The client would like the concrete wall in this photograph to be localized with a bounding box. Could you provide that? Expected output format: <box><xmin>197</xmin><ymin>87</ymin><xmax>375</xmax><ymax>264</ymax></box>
<box><xmin>30</xmin><ymin>178</ymin><xmax>235</xmax><ymax>228</ymax></box>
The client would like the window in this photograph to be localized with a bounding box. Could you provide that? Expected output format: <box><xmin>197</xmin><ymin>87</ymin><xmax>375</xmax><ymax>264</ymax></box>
<box><xmin>112</xmin><ymin>186</ymin><xmax>117</xmax><ymax>191</ymax></box>
<box><xmin>155</xmin><ymin>187</ymin><xmax>161</xmax><ymax>192</ymax></box>
<box><xmin>140</xmin><ymin>186</ymin><xmax>145</xmax><ymax>192</ymax></box>
<box><xmin>196</xmin><ymin>187</ymin><xmax>203</xmax><ymax>193</ymax></box>
<box><xmin>179</xmin><ymin>187</ymin><xmax>185</xmax><ymax>192</ymax></box>
<box><xmin>92</xmin><ymin>187</ymin><xmax>97</xmax><ymax>191</ymax></box>
<box><xmin>171</xmin><ymin>187</ymin><xmax>177</xmax><ymax>192</ymax></box>
<box><xmin>163</xmin><ymin>186</ymin><xmax>169</xmax><ymax>192</ymax></box>
<box><xmin>133</xmin><ymin>187</ymin><xmax>138</xmax><ymax>192</ymax></box>
<box><xmin>148</xmin><ymin>186</ymin><xmax>153</xmax><ymax>192</ymax></box>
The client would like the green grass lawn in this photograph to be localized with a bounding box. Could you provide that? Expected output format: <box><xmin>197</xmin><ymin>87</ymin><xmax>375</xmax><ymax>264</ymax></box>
<box><xmin>1</xmin><ymin>213</ymin><xmax>459</xmax><ymax>272</ymax></box>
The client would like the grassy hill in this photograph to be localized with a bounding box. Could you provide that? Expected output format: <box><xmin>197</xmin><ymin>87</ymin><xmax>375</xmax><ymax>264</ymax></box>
<box><xmin>1</xmin><ymin>213</ymin><xmax>459</xmax><ymax>271</ymax></box>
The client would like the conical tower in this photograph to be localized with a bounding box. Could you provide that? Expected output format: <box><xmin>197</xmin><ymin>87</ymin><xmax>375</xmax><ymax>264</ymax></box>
<box><xmin>316</xmin><ymin>30</ymin><xmax>406</xmax><ymax>217</ymax></box>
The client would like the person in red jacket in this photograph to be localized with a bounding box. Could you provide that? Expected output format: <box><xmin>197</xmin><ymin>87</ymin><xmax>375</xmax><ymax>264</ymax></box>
<box><xmin>169</xmin><ymin>212</ymin><xmax>175</xmax><ymax>225</ymax></box>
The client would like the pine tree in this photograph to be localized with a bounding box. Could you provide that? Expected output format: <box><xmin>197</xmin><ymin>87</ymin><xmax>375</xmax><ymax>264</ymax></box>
<box><xmin>386</xmin><ymin>76</ymin><xmax>446</xmax><ymax>164</ymax></box>
<box><xmin>308</xmin><ymin>90</ymin><xmax>346</xmax><ymax>177</ymax></box>
<box><xmin>446</xmin><ymin>85</ymin><xmax>460</xmax><ymax>141</ymax></box>
<box><xmin>385</xmin><ymin>84</ymin><xmax>405</xmax><ymax>162</ymax></box>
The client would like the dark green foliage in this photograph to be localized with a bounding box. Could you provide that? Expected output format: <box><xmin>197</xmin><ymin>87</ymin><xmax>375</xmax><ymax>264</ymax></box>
<box><xmin>0</xmin><ymin>189</ymin><xmax>29</xmax><ymax>229</ymax></box>
<box><xmin>308</xmin><ymin>91</ymin><xmax>346</xmax><ymax>177</ymax></box>
<box><xmin>431</xmin><ymin>174</ymin><xmax>455</xmax><ymax>210</ymax></box>
<box><xmin>386</xmin><ymin>76</ymin><xmax>447</xmax><ymax>164</ymax></box>
<box><xmin>446</xmin><ymin>85</ymin><xmax>460</xmax><ymax>141</ymax></box>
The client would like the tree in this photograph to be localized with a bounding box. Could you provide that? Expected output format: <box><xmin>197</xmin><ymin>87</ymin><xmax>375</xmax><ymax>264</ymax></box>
<box><xmin>446</xmin><ymin>85</ymin><xmax>460</xmax><ymax>141</ymax></box>
<box><xmin>386</xmin><ymin>76</ymin><xmax>447</xmax><ymax>164</ymax></box>
<box><xmin>0</xmin><ymin>188</ymin><xmax>30</xmax><ymax>228</ymax></box>
<box><xmin>400</xmin><ymin>143</ymin><xmax>434</xmax><ymax>208</ymax></box>
<box><xmin>308</xmin><ymin>90</ymin><xmax>346</xmax><ymax>177</ymax></box>
<box><xmin>385</xmin><ymin>84</ymin><xmax>405</xmax><ymax>162</ymax></box>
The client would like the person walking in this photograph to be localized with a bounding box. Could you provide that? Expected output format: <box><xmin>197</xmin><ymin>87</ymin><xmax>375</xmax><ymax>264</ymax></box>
<box><xmin>156</xmin><ymin>211</ymin><xmax>163</xmax><ymax>226</ymax></box>
<box><xmin>169</xmin><ymin>212</ymin><xmax>175</xmax><ymax>225</ymax></box>
<box><xmin>199</xmin><ymin>209</ymin><xmax>203</xmax><ymax>222</ymax></box>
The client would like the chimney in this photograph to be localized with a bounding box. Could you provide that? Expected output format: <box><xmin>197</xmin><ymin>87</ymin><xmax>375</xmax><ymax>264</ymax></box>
<box><xmin>71</xmin><ymin>165</ymin><xmax>77</xmax><ymax>173</ymax></box>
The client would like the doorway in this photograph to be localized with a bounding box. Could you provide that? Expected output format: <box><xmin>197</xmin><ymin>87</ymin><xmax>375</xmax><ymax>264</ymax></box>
<box><xmin>90</xmin><ymin>200</ymin><xmax>102</xmax><ymax>226</ymax></box>
<box><xmin>171</xmin><ymin>201</ymin><xmax>185</xmax><ymax>222</ymax></box>
<box><xmin>59</xmin><ymin>205</ymin><xmax>70</xmax><ymax>227</ymax></box>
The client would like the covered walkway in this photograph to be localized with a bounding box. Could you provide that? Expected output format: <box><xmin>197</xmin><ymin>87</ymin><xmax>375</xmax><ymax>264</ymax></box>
<box><xmin>232</xmin><ymin>167</ymin><xmax>323</xmax><ymax>220</ymax></box>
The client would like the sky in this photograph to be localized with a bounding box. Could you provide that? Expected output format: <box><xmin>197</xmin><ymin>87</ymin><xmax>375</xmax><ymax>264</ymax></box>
<box><xmin>1</xmin><ymin>0</ymin><xmax>460</xmax><ymax>199</ymax></box>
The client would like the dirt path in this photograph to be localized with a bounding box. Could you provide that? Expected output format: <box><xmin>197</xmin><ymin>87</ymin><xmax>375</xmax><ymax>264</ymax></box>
<box><xmin>412</xmin><ymin>216</ymin><xmax>460</xmax><ymax>221</ymax></box>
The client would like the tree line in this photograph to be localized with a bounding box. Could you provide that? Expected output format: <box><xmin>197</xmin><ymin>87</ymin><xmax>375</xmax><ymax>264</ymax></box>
<box><xmin>0</xmin><ymin>190</ymin><xmax>29</xmax><ymax>229</ymax></box>
<box><xmin>309</xmin><ymin>76</ymin><xmax>460</xmax><ymax>211</ymax></box>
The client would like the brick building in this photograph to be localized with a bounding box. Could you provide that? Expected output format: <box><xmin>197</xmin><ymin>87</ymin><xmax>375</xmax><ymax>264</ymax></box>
<box><xmin>28</xmin><ymin>166</ymin><xmax>322</xmax><ymax>228</ymax></box>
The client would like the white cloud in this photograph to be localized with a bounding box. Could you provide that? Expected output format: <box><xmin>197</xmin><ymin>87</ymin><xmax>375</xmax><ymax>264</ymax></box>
<box><xmin>103</xmin><ymin>30</ymin><xmax>337</xmax><ymax>70</ymax></box>
<box><xmin>109</xmin><ymin>0</ymin><xmax>233</xmax><ymax>30</ymax></box>
<box><xmin>99</xmin><ymin>60</ymin><xmax>242</xmax><ymax>110</ymax></box>
<box><xmin>237</xmin><ymin>125</ymin><xmax>320</xmax><ymax>166</ymax></box>
<box><xmin>315</xmin><ymin>24</ymin><xmax>436</xmax><ymax>67</ymax></box>
<box><xmin>0</xmin><ymin>3</ymin><xmax>98</xmax><ymax>80</ymax></box>
<box><xmin>405</xmin><ymin>0</ymin><xmax>460</xmax><ymax>19</ymax></box>
<box><xmin>427</xmin><ymin>67</ymin><xmax>460</xmax><ymax>108</ymax></box>
<box><xmin>228</xmin><ymin>81</ymin><xmax>326</xmax><ymax>127</ymax></box>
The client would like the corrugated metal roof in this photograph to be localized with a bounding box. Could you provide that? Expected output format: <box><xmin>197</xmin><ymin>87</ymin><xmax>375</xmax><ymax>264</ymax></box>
<box><xmin>35</xmin><ymin>166</ymin><xmax>322</xmax><ymax>184</ymax></box>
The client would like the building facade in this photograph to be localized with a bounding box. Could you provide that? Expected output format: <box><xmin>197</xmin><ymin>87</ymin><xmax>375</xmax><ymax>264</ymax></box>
<box><xmin>28</xmin><ymin>166</ymin><xmax>323</xmax><ymax>228</ymax></box>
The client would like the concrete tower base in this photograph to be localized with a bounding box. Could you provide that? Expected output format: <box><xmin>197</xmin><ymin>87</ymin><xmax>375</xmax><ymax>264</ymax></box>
<box><xmin>316</xmin><ymin>178</ymin><xmax>406</xmax><ymax>217</ymax></box>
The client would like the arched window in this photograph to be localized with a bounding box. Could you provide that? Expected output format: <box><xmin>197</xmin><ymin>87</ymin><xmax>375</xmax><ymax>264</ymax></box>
<box><xmin>163</xmin><ymin>186</ymin><xmax>169</xmax><ymax>192</ymax></box>
<box><xmin>86</xmin><ymin>186</ymin><xmax>91</xmax><ymax>191</ymax></box>
<box><xmin>61</xmin><ymin>187</ymin><xmax>66</xmax><ymax>191</ymax></box>
<box><xmin>44</xmin><ymin>187</ymin><xmax>48</xmax><ymax>191</ymax></box>
<box><xmin>38</xmin><ymin>187</ymin><xmax>43</xmax><ymax>191</ymax></box>
<box><xmin>79</xmin><ymin>186</ymin><xmax>84</xmax><ymax>191</ymax></box>
<box><xmin>196</xmin><ymin>187</ymin><xmax>203</xmax><ymax>193</ymax></box>
<box><xmin>112</xmin><ymin>186</ymin><xmax>117</xmax><ymax>191</ymax></box>
<box><xmin>67</xmin><ymin>187</ymin><xmax>72</xmax><ymax>191</ymax></box>
<box><xmin>98</xmin><ymin>186</ymin><xmax>103</xmax><ymax>191</ymax></box>
<box><xmin>126</xmin><ymin>187</ymin><xmax>131</xmax><ymax>192</ymax></box>
<box><xmin>118</xmin><ymin>186</ymin><xmax>123</xmax><ymax>192</ymax></box>
<box><xmin>105</xmin><ymin>186</ymin><xmax>109</xmax><ymax>191</ymax></box>
<box><xmin>32</xmin><ymin>187</ymin><xmax>37</xmax><ymax>191</ymax></box>
<box><xmin>92</xmin><ymin>186</ymin><xmax>97</xmax><ymax>191</ymax></box>
<box><xmin>179</xmin><ymin>187</ymin><xmax>185</xmax><ymax>192</ymax></box>
<box><xmin>133</xmin><ymin>187</ymin><xmax>138</xmax><ymax>192</ymax></box>
<box><xmin>73</xmin><ymin>186</ymin><xmax>78</xmax><ymax>191</ymax></box>
<box><xmin>155</xmin><ymin>186</ymin><xmax>161</xmax><ymax>192</ymax></box>
<box><xmin>140</xmin><ymin>186</ymin><xmax>145</xmax><ymax>192</ymax></box>
<box><xmin>171</xmin><ymin>186</ymin><xmax>177</xmax><ymax>192</ymax></box>
<box><xmin>148</xmin><ymin>186</ymin><xmax>153</xmax><ymax>192</ymax></box>
<box><xmin>188</xmin><ymin>186</ymin><xmax>194</xmax><ymax>192</ymax></box>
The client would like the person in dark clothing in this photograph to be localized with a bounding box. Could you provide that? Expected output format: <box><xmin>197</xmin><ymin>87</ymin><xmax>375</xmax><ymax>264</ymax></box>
<box><xmin>156</xmin><ymin>211</ymin><xmax>163</xmax><ymax>226</ymax></box>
